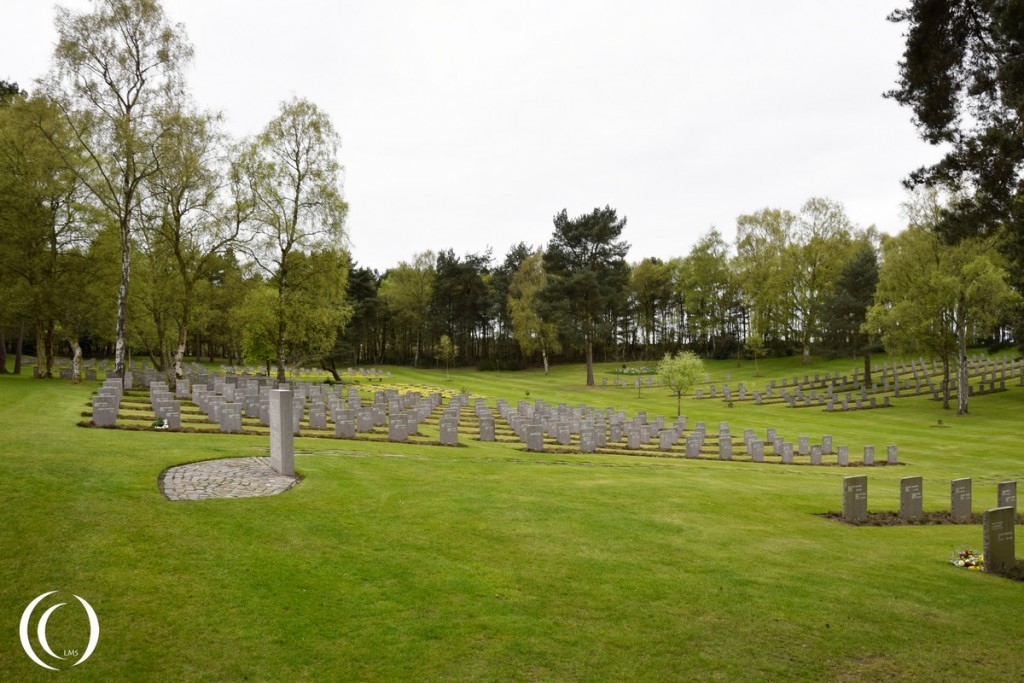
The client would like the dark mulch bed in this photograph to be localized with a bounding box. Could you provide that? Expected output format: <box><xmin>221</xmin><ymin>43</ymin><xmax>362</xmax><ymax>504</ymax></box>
<box><xmin>820</xmin><ymin>510</ymin><xmax>982</xmax><ymax>526</ymax></box>
<box><xmin>820</xmin><ymin>511</ymin><xmax>1024</xmax><ymax>526</ymax></box>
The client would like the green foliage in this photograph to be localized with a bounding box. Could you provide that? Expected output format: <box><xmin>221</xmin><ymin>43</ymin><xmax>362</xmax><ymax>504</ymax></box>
<box><xmin>508</xmin><ymin>251</ymin><xmax>561</xmax><ymax>374</ymax></box>
<box><xmin>43</xmin><ymin>0</ymin><xmax>193</xmax><ymax>377</ymax></box>
<box><xmin>543</xmin><ymin>206</ymin><xmax>630</xmax><ymax>385</ymax></box>
<box><xmin>379</xmin><ymin>251</ymin><xmax>435</xmax><ymax>367</ymax></box>
<box><xmin>237</xmin><ymin>284</ymin><xmax>277</xmax><ymax>367</ymax></box>
<box><xmin>629</xmin><ymin>257</ymin><xmax>676</xmax><ymax>350</ymax></box>
<box><xmin>237</xmin><ymin>97</ymin><xmax>349</xmax><ymax>380</ymax></box>
<box><xmin>437</xmin><ymin>333</ymin><xmax>455</xmax><ymax>379</ymax></box>
<box><xmin>429</xmin><ymin>249</ymin><xmax>491</xmax><ymax>364</ymax></box>
<box><xmin>888</xmin><ymin>1</ymin><xmax>1024</xmax><ymax>282</ymax></box>
<box><xmin>866</xmin><ymin>226</ymin><xmax>1021</xmax><ymax>414</ymax></box>
<box><xmin>819</xmin><ymin>242</ymin><xmax>879</xmax><ymax>357</ymax></box>
<box><xmin>657</xmin><ymin>350</ymin><xmax>704</xmax><ymax>416</ymax></box>
<box><xmin>677</xmin><ymin>228</ymin><xmax>740</xmax><ymax>358</ymax></box>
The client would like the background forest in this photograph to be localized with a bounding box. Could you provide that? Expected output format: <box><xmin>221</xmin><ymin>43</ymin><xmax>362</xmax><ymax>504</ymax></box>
<box><xmin>1</xmin><ymin>0</ymin><xmax>1022</xmax><ymax>390</ymax></box>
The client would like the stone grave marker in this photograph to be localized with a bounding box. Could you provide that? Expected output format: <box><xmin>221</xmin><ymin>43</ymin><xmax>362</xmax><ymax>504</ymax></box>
<box><xmin>886</xmin><ymin>445</ymin><xmax>898</xmax><ymax>465</ymax></box>
<box><xmin>335</xmin><ymin>410</ymin><xmax>356</xmax><ymax>438</ymax></box>
<box><xmin>308</xmin><ymin>402</ymin><xmax>327</xmax><ymax>430</ymax></box>
<box><xmin>389</xmin><ymin>414</ymin><xmax>409</xmax><ymax>442</ymax></box>
<box><xmin>997</xmin><ymin>481</ymin><xmax>1017</xmax><ymax>513</ymax></box>
<box><xmin>580</xmin><ymin>427</ymin><xmax>596</xmax><ymax>453</ymax></box>
<box><xmin>843</xmin><ymin>476</ymin><xmax>868</xmax><ymax>522</ymax></box>
<box><xmin>685</xmin><ymin>435</ymin><xmax>700</xmax><ymax>458</ymax></box>
<box><xmin>526</xmin><ymin>424</ymin><xmax>544</xmax><ymax>452</ymax></box>
<box><xmin>837</xmin><ymin>445</ymin><xmax>849</xmax><ymax>466</ymax></box>
<box><xmin>269</xmin><ymin>389</ymin><xmax>295</xmax><ymax>476</ymax></box>
<box><xmin>951</xmin><ymin>478</ymin><xmax>972</xmax><ymax>523</ymax></box>
<box><xmin>863</xmin><ymin>446</ymin><xmax>874</xmax><ymax>466</ymax></box>
<box><xmin>750</xmin><ymin>441</ymin><xmax>764</xmax><ymax>463</ymax></box>
<box><xmin>479</xmin><ymin>416</ymin><xmax>495</xmax><ymax>442</ymax></box>
<box><xmin>983</xmin><ymin>506</ymin><xmax>1016</xmax><ymax>573</ymax></box>
<box><xmin>556</xmin><ymin>422</ymin><xmax>571</xmax><ymax>446</ymax></box>
<box><xmin>220</xmin><ymin>403</ymin><xmax>242</xmax><ymax>433</ymax></box>
<box><xmin>718</xmin><ymin>435</ymin><xmax>732</xmax><ymax>460</ymax></box>
<box><xmin>900</xmin><ymin>476</ymin><xmax>923</xmax><ymax>521</ymax></box>
<box><xmin>439</xmin><ymin>417</ymin><xmax>459</xmax><ymax>446</ymax></box>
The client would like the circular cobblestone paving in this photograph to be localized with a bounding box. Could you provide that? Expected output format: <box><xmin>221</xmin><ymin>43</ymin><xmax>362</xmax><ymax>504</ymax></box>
<box><xmin>159</xmin><ymin>457</ymin><xmax>300</xmax><ymax>501</ymax></box>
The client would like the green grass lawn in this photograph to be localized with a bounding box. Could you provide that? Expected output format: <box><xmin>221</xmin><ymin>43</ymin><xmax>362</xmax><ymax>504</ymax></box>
<box><xmin>1</xmin><ymin>354</ymin><xmax>1022</xmax><ymax>681</ymax></box>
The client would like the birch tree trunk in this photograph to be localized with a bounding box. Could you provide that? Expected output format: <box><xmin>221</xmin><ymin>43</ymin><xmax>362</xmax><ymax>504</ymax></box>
<box><xmin>70</xmin><ymin>338</ymin><xmax>82</xmax><ymax>383</ymax></box>
<box><xmin>955</xmin><ymin>293</ymin><xmax>969</xmax><ymax>416</ymax></box>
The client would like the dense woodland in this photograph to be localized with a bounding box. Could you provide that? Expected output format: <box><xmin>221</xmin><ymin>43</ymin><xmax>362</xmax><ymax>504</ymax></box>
<box><xmin>1</xmin><ymin>0</ymin><xmax>1023</xmax><ymax>397</ymax></box>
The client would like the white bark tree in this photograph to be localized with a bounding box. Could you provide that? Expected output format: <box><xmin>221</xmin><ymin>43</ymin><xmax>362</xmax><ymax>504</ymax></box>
<box><xmin>237</xmin><ymin>97</ymin><xmax>348</xmax><ymax>382</ymax></box>
<box><xmin>41</xmin><ymin>0</ymin><xmax>192</xmax><ymax>381</ymax></box>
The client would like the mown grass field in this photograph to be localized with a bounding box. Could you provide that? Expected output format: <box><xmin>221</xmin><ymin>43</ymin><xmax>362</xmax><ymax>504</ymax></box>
<box><xmin>1</xmin><ymin>353</ymin><xmax>1022</xmax><ymax>681</ymax></box>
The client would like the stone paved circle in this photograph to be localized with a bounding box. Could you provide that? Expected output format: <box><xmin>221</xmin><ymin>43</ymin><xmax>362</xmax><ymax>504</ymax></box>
<box><xmin>159</xmin><ymin>456</ymin><xmax>300</xmax><ymax>501</ymax></box>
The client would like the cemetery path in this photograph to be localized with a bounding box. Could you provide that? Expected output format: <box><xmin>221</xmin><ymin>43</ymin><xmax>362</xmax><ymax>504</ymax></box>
<box><xmin>158</xmin><ymin>456</ymin><xmax>300</xmax><ymax>501</ymax></box>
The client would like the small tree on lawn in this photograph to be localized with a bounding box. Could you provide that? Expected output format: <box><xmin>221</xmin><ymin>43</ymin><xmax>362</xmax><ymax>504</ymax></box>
<box><xmin>745</xmin><ymin>333</ymin><xmax>768</xmax><ymax>376</ymax></box>
<box><xmin>658</xmin><ymin>350</ymin><xmax>704</xmax><ymax>417</ymax></box>
<box><xmin>437</xmin><ymin>334</ymin><xmax>455</xmax><ymax>380</ymax></box>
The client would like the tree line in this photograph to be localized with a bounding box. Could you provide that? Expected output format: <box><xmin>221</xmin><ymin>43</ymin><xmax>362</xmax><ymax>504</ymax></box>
<box><xmin>1</xmin><ymin>0</ymin><xmax>1022</xmax><ymax>406</ymax></box>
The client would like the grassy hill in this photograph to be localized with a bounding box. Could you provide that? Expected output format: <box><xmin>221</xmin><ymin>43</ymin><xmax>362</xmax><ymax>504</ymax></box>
<box><xmin>1</xmin><ymin>354</ymin><xmax>1021</xmax><ymax>681</ymax></box>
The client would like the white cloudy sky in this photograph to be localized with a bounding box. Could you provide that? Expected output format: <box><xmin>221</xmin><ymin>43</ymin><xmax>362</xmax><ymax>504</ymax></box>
<box><xmin>4</xmin><ymin>1</ymin><xmax>937</xmax><ymax>272</ymax></box>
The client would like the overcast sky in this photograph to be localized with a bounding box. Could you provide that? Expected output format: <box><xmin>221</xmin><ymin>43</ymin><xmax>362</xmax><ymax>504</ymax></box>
<box><xmin>4</xmin><ymin>1</ymin><xmax>936</xmax><ymax>272</ymax></box>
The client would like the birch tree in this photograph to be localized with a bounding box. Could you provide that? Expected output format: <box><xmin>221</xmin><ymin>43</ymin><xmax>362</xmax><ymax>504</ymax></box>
<box><xmin>41</xmin><ymin>0</ymin><xmax>192</xmax><ymax>381</ymax></box>
<box><xmin>144</xmin><ymin>107</ymin><xmax>238</xmax><ymax>377</ymax></box>
<box><xmin>237</xmin><ymin>97</ymin><xmax>348</xmax><ymax>382</ymax></box>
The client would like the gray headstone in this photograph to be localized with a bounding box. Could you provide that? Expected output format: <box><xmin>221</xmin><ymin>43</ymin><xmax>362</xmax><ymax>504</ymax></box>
<box><xmin>439</xmin><ymin>417</ymin><xmax>459</xmax><ymax>446</ymax></box>
<box><xmin>335</xmin><ymin>414</ymin><xmax>355</xmax><ymax>438</ymax></box>
<box><xmin>997</xmin><ymin>481</ymin><xmax>1017</xmax><ymax>513</ymax></box>
<box><xmin>556</xmin><ymin>422</ymin><xmax>571</xmax><ymax>446</ymax></box>
<box><xmin>479</xmin><ymin>416</ymin><xmax>495</xmax><ymax>442</ymax></box>
<box><xmin>685</xmin><ymin>435</ymin><xmax>701</xmax><ymax>458</ymax></box>
<box><xmin>269</xmin><ymin>389</ymin><xmax>295</xmax><ymax>476</ymax></box>
<box><xmin>810</xmin><ymin>445</ymin><xmax>822</xmax><ymax>466</ymax></box>
<box><xmin>951</xmin><ymin>478</ymin><xmax>972</xmax><ymax>523</ymax></box>
<box><xmin>781</xmin><ymin>443</ymin><xmax>793</xmax><ymax>465</ymax></box>
<box><xmin>718</xmin><ymin>435</ymin><xmax>732</xmax><ymax>460</ymax></box>
<box><xmin>389</xmin><ymin>414</ymin><xmax>409</xmax><ymax>442</ymax></box>
<box><xmin>526</xmin><ymin>424</ymin><xmax>544</xmax><ymax>452</ymax></box>
<box><xmin>886</xmin><ymin>445</ymin><xmax>898</xmax><ymax>465</ymax></box>
<box><xmin>220</xmin><ymin>403</ymin><xmax>242</xmax><ymax>433</ymax></box>
<box><xmin>843</xmin><ymin>476</ymin><xmax>868</xmax><ymax>522</ymax></box>
<box><xmin>837</xmin><ymin>445</ymin><xmax>849</xmax><ymax>467</ymax></box>
<box><xmin>91</xmin><ymin>396</ymin><xmax>118</xmax><ymax>427</ymax></box>
<box><xmin>863</xmin><ymin>446</ymin><xmax>874</xmax><ymax>466</ymax></box>
<box><xmin>580</xmin><ymin>427</ymin><xmax>596</xmax><ymax>453</ymax></box>
<box><xmin>900</xmin><ymin>476</ymin><xmax>923</xmax><ymax>521</ymax></box>
<box><xmin>750</xmin><ymin>441</ymin><xmax>764</xmax><ymax>463</ymax></box>
<box><xmin>983</xmin><ymin>506</ymin><xmax>1016</xmax><ymax>573</ymax></box>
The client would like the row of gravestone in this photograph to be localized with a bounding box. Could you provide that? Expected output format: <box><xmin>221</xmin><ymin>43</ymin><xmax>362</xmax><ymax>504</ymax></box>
<box><xmin>131</xmin><ymin>376</ymin><xmax>463</xmax><ymax>445</ymax></box>
<box><xmin>92</xmin><ymin>383</ymin><xmax>899</xmax><ymax>466</ymax></box>
<box><xmin>842</xmin><ymin>477</ymin><xmax>1017</xmax><ymax>522</ymax></box>
<box><xmin>842</xmin><ymin>476</ymin><xmax>1018</xmax><ymax>573</ymax></box>
<box><xmin>690</xmin><ymin>354</ymin><xmax>1022</xmax><ymax>408</ymax></box>
<box><xmin>488</xmin><ymin>398</ymin><xmax>896</xmax><ymax>465</ymax></box>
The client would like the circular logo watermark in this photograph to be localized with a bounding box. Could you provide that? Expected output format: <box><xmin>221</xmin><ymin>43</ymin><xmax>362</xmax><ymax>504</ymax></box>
<box><xmin>19</xmin><ymin>591</ymin><xmax>100</xmax><ymax>671</ymax></box>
